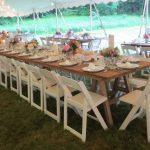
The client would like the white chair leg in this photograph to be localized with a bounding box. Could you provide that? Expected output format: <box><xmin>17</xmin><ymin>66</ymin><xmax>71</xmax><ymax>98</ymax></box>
<box><xmin>146</xmin><ymin>93</ymin><xmax>150</xmax><ymax>143</ymax></box>
<box><xmin>64</xmin><ymin>96</ymin><xmax>68</xmax><ymax>129</ymax></box>
<box><xmin>119</xmin><ymin>105</ymin><xmax>140</xmax><ymax>130</ymax></box>
<box><xmin>92</xmin><ymin>106</ymin><xmax>108</xmax><ymax>130</ymax></box>
<box><xmin>82</xmin><ymin>108</ymin><xmax>87</xmax><ymax>142</ymax></box>
<box><xmin>56</xmin><ymin>95</ymin><xmax>60</xmax><ymax>123</ymax></box>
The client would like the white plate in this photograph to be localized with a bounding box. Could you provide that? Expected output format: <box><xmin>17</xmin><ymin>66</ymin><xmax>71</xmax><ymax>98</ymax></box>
<box><xmin>116</xmin><ymin>63</ymin><xmax>139</xmax><ymax>69</ymax></box>
<box><xmin>29</xmin><ymin>55</ymin><xmax>44</xmax><ymax>59</ymax></box>
<box><xmin>18</xmin><ymin>53</ymin><xmax>31</xmax><ymax>57</ymax></box>
<box><xmin>1</xmin><ymin>50</ymin><xmax>11</xmax><ymax>53</ymax></box>
<box><xmin>7</xmin><ymin>51</ymin><xmax>20</xmax><ymax>54</ymax></box>
<box><xmin>42</xmin><ymin>57</ymin><xmax>58</xmax><ymax>62</ymax></box>
<box><xmin>82</xmin><ymin>66</ymin><xmax>105</xmax><ymax>72</ymax></box>
<box><xmin>59</xmin><ymin>61</ymin><xmax>77</xmax><ymax>66</ymax></box>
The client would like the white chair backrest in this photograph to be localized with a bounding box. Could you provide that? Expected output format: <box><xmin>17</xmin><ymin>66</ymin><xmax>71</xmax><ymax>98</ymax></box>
<box><xmin>27</xmin><ymin>65</ymin><xmax>41</xmax><ymax>80</ymax></box>
<box><xmin>40</xmin><ymin>37</ymin><xmax>47</xmax><ymax>46</ymax></box>
<box><xmin>136</xmin><ymin>75</ymin><xmax>150</xmax><ymax>107</ymax></box>
<box><xmin>16</xmin><ymin>61</ymin><xmax>29</xmax><ymax>76</ymax></box>
<box><xmin>39</xmin><ymin>69</ymin><xmax>56</xmax><ymax>85</ymax></box>
<box><xmin>121</xmin><ymin>45</ymin><xmax>137</xmax><ymax>55</ymax></box>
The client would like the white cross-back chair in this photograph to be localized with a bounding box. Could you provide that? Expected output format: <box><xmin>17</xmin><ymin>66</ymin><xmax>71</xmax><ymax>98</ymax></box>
<box><xmin>0</xmin><ymin>56</ymin><xmax>10</xmax><ymax>88</ymax></box>
<box><xmin>27</xmin><ymin>65</ymin><xmax>43</xmax><ymax>111</ymax></box>
<box><xmin>39</xmin><ymin>69</ymin><xmax>63</xmax><ymax>122</ymax></box>
<box><xmin>9</xmin><ymin>59</ymin><xmax>19</xmax><ymax>94</ymax></box>
<box><xmin>16</xmin><ymin>61</ymin><xmax>30</xmax><ymax>102</ymax></box>
<box><xmin>140</xmin><ymin>46</ymin><xmax>150</xmax><ymax>58</ymax></box>
<box><xmin>119</xmin><ymin>75</ymin><xmax>150</xmax><ymax>142</ymax></box>
<box><xmin>40</xmin><ymin>37</ymin><xmax>48</xmax><ymax>46</ymax></box>
<box><xmin>89</xmin><ymin>38</ymin><xmax>101</xmax><ymax>51</ymax></box>
<box><xmin>56</xmin><ymin>75</ymin><xmax>108</xmax><ymax>142</ymax></box>
<box><xmin>121</xmin><ymin>45</ymin><xmax>139</xmax><ymax>55</ymax></box>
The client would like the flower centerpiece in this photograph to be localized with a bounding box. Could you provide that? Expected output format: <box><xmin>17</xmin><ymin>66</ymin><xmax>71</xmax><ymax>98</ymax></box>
<box><xmin>62</xmin><ymin>40</ymin><xmax>81</xmax><ymax>54</ymax></box>
<box><xmin>66</xmin><ymin>30</ymin><xmax>74</xmax><ymax>38</ymax></box>
<box><xmin>25</xmin><ymin>39</ymin><xmax>38</xmax><ymax>51</ymax></box>
<box><xmin>143</xmin><ymin>33</ymin><xmax>150</xmax><ymax>43</ymax></box>
<box><xmin>9</xmin><ymin>37</ymin><xmax>20</xmax><ymax>50</ymax></box>
<box><xmin>100</xmin><ymin>47</ymin><xmax>120</xmax><ymax>57</ymax></box>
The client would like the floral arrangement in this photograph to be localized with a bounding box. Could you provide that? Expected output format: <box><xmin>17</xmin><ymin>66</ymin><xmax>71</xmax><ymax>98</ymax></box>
<box><xmin>100</xmin><ymin>47</ymin><xmax>120</xmax><ymax>57</ymax></box>
<box><xmin>62</xmin><ymin>40</ymin><xmax>81</xmax><ymax>54</ymax></box>
<box><xmin>66</xmin><ymin>30</ymin><xmax>74</xmax><ymax>37</ymax></box>
<box><xmin>143</xmin><ymin>33</ymin><xmax>150</xmax><ymax>39</ymax></box>
<box><xmin>55</xmin><ymin>31</ymin><xmax>62</xmax><ymax>35</ymax></box>
<box><xmin>25</xmin><ymin>39</ymin><xmax>38</xmax><ymax>51</ymax></box>
<box><xmin>9</xmin><ymin>37</ymin><xmax>20</xmax><ymax>45</ymax></box>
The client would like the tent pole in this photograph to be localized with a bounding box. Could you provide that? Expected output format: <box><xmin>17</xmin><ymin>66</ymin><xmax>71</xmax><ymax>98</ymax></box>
<box><xmin>55</xmin><ymin>5</ymin><xmax>59</xmax><ymax>31</ymax></box>
<box><xmin>36</xmin><ymin>12</ymin><xmax>48</xmax><ymax>35</ymax></box>
<box><xmin>17</xmin><ymin>14</ymin><xmax>20</xmax><ymax>30</ymax></box>
<box><xmin>138</xmin><ymin>0</ymin><xmax>147</xmax><ymax>37</ymax></box>
<box><xmin>90</xmin><ymin>0</ymin><xmax>93</xmax><ymax>33</ymax></box>
<box><xmin>58</xmin><ymin>8</ymin><xmax>68</xmax><ymax>30</ymax></box>
<box><xmin>93</xmin><ymin>2</ymin><xmax>107</xmax><ymax>38</ymax></box>
<box><xmin>33</xmin><ymin>8</ymin><xmax>37</xmax><ymax>36</ymax></box>
<box><xmin>146</xmin><ymin>0</ymin><xmax>149</xmax><ymax>31</ymax></box>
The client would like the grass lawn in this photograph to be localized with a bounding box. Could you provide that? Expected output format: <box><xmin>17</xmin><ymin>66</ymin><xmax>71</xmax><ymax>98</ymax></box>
<box><xmin>0</xmin><ymin>15</ymin><xmax>148</xmax><ymax>35</ymax></box>
<box><xmin>0</xmin><ymin>85</ymin><xmax>150</xmax><ymax>150</ymax></box>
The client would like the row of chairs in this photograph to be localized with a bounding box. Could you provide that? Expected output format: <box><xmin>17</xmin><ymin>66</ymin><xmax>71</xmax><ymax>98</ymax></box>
<box><xmin>121</xmin><ymin>45</ymin><xmax>150</xmax><ymax>57</ymax></box>
<box><xmin>40</xmin><ymin>37</ymin><xmax>102</xmax><ymax>51</ymax></box>
<box><xmin>0</xmin><ymin>56</ymin><xmax>108</xmax><ymax>142</ymax></box>
<box><xmin>0</xmin><ymin>55</ymin><xmax>150</xmax><ymax>142</ymax></box>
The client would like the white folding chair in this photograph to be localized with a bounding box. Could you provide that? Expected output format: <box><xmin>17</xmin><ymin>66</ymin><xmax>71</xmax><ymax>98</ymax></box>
<box><xmin>121</xmin><ymin>45</ymin><xmax>139</xmax><ymax>55</ymax></box>
<box><xmin>9</xmin><ymin>59</ymin><xmax>19</xmax><ymax>94</ymax></box>
<box><xmin>16</xmin><ymin>61</ymin><xmax>30</xmax><ymax>102</ymax></box>
<box><xmin>28</xmin><ymin>65</ymin><xmax>43</xmax><ymax>111</ymax></box>
<box><xmin>89</xmin><ymin>38</ymin><xmax>101</xmax><ymax>51</ymax></box>
<box><xmin>40</xmin><ymin>37</ymin><xmax>48</xmax><ymax>46</ymax></box>
<box><xmin>140</xmin><ymin>46</ymin><xmax>150</xmax><ymax>58</ymax></box>
<box><xmin>57</xmin><ymin>75</ymin><xmax>108</xmax><ymax>142</ymax></box>
<box><xmin>0</xmin><ymin>56</ymin><xmax>10</xmax><ymax>88</ymax></box>
<box><xmin>119</xmin><ymin>75</ymin><xmax>150</xmax><ymax>142</ymax></box>
<box><xmin>39</xmin><ymin>69</ymin><xmax>63</xmax><ymax>122</ymax></box>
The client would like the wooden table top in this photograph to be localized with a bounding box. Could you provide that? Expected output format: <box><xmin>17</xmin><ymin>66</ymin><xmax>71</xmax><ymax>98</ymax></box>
<box><xmin>1</xmin><ymin>51</ymin><xmax>150</xmax><ymax>81</ymax></box>
<box><xmin>121</xmin><ymin>42</ymin><xmax>150</xmax><ymax>47</ymax></box>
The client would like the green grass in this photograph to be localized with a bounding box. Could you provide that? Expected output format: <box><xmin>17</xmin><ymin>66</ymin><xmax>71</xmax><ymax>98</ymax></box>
<box><xmin>0</xmin><ymin>85</ymin><xmax>150</xmax><ymax>150</ymax></box>
<box><xmin>0</xmin><ymin>14</ymin><xmax>149</xmax><ymax>35</ymax></box>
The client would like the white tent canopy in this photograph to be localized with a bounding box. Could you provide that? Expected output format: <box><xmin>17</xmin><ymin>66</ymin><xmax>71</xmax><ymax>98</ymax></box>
<box><xmin>3</xmin><ymin>0</ymin><xmax>127</xmax><ymax>16</ymax></box>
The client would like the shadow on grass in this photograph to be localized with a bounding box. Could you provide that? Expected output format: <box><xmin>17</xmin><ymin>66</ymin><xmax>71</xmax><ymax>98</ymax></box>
<box><xmin>0</xmin><ymin>86</ymin><xmax>150</xmax><ymax>150</ymax></box>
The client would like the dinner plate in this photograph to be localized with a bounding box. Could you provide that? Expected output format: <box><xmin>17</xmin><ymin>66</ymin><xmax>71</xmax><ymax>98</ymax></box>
<box><xmin>18</xmin><ymin>53</ymin><xmax>31</xmax><ymax>57</ymax></box>
<box><xmin>1</xmin><ymin>50</ymin><xmax>11</xmax><ymax>53</ymax></box>
<box><xmin>7</xmin><ymin>51</ymin><xmax>20</xmax><ymax>55</ymax></box>
<box><xmin>59</xmin><ymin>61</ymin><xmax>77</xmax><ymax>66</ymax></box>
<box><xmin>42</xmin><ymin>57</ymin><xmax>58</xmax><ymax>62</ymax></box>
<box><xmin>29</xmin><ymin>55</ymin><xmax>44</xmax><ymax>59</ymax></box>
<box><xmin>82</xmin><ymin>66</ymin><xmax>105</xmax><ymax>72</ymax></box>
<box><xmin>116</xmin><ymin>62</ymin><xmax>139</xmax><ymax>69</ymax></box>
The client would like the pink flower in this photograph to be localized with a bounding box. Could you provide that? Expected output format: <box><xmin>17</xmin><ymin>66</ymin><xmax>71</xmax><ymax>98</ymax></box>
<box><xmin>63</xmin><ymin>44</ymin><xmax>70</xmax><ymax>52</ymax></box>
<box><xmin>144</xmin><ymin>34</ymin><xmax>149</xmax><ymax>39</ymax></box>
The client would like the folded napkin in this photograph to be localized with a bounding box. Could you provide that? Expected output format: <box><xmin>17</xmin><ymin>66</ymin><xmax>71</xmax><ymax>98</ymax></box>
<box><xmin>88</xmin><ymin>63</ymin><xmax>97</xmax><ymax>69</ymax></box>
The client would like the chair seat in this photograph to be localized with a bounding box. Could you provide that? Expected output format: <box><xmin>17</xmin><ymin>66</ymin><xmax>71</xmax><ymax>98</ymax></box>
<box><xmin>120</xmin><ymin>90</ymin><xmax>143</xmax><ymax>106</ymax></box>
<box><xmin>69</xmin><ymin>91</ymin><xmax>107</xmax><ymax>111</ymax></box>
<box><xmin>129</xmin><ymin>77</ymin><xmax>147</xmax><ymax>88</ymax></box>
<box><xmin>46</xmin><ymin>85</ymin><xmax>63</xmax><ymax>98</ymax></box>
<box><xmin>119</xmin><ymin>77</ymin><xmax>147</xmax><ymax>88</ymax></box>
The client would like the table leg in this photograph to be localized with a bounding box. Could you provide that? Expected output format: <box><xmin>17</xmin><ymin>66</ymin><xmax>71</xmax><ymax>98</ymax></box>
<box><xmin>99</xmin><ymin>80</ymin><xmax>113</xmax><ymax>126</ymax></box>
<box><xmin>91</xmin><ymin>79</ymin><xmax>97</xmax><ymax>92</ymax></box>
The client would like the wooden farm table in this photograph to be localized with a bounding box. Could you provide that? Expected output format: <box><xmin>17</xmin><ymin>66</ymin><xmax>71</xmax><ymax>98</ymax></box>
<box><xmin>121</xmin><ymin>42</ymin><xmax>150</xmax><ymax>47</ymax></box>
<box><xmin>1</xmin><ymin>51</ymin><xmax>150</xmax><ymax>126</ymax></box>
